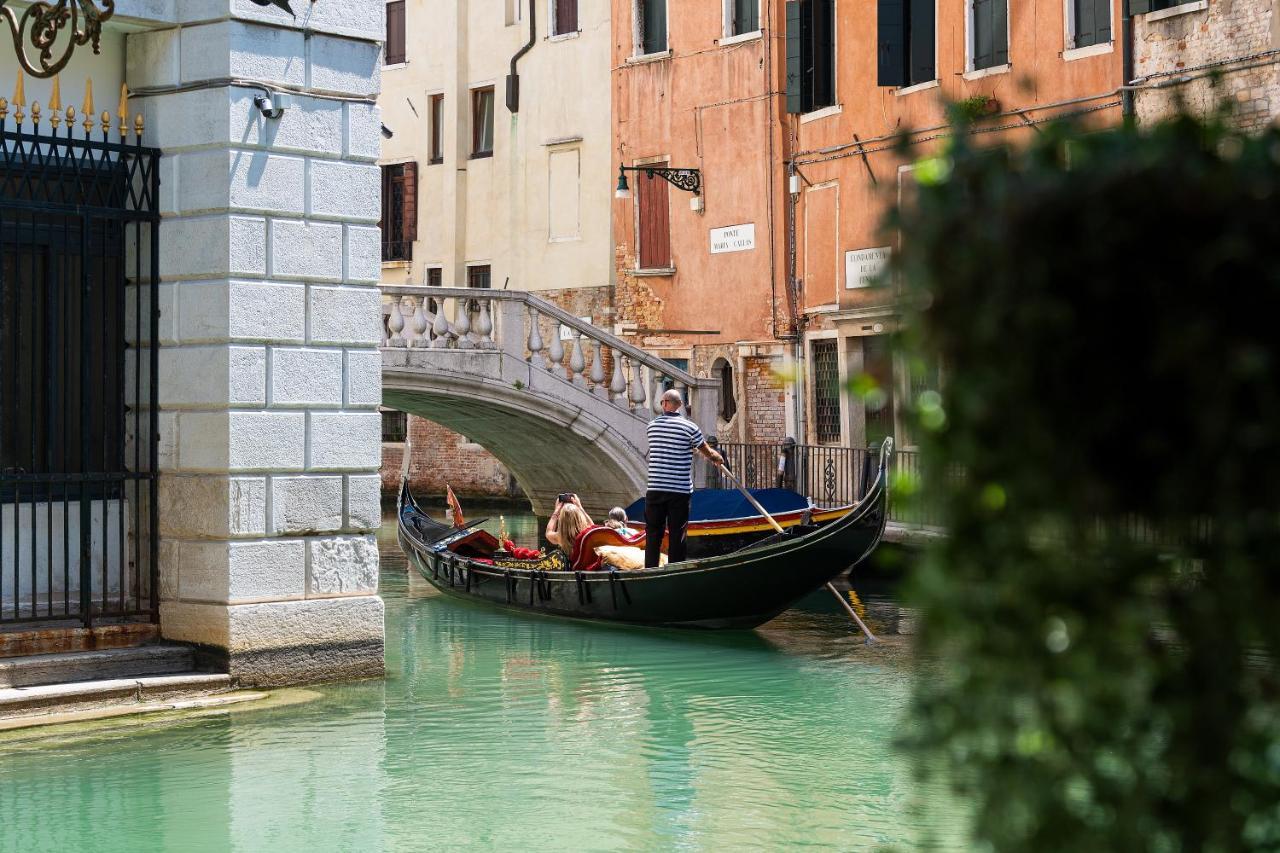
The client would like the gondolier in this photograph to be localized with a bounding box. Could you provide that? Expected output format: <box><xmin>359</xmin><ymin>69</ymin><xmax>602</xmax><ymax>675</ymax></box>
<box><xmin>645</xmin><ymin>389</ymin><xmax>724</xmax><ymax>568</ymax></box>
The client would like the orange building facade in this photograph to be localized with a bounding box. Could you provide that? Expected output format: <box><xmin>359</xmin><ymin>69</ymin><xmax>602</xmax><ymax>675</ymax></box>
<box><xmin>612</xmin><ymin>0</ymin><xmax>1127</xmax><ymax>451</ymax></box>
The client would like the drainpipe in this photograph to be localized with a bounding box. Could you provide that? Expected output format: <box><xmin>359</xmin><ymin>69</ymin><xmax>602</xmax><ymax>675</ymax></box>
<box><xmin>506</xmin><ymin>0</ymin><xmax>537</xmax><ymax>113</ymax></box>
<box><xmin>1121</xmin><ymin>4</ymin><xmax>1136</xmax><ymax>118</ymax></box>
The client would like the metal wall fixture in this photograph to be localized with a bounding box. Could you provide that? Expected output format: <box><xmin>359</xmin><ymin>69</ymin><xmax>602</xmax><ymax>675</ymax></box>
<box><xmin>615</xmin><ymin>165</ymin><xmax>703</xmax><ymax>210</ymax></box>
<box><xmin>0</xmin><ymin>0</ymin><xmax>118</xmax><ymax>79</ymax></box>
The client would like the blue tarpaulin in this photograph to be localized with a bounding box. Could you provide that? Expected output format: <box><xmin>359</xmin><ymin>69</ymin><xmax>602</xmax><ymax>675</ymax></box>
<box><xmin>623</xmin><ymin>488</ymin><xmax>809</xmax><ymax>523</ymax></box>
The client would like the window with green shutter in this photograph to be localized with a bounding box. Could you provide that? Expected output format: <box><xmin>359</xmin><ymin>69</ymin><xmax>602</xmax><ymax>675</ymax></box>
<box><xmin>1072</xmin><ymin>0</ymin><xmax>1112</xmax><ymax>48</ymax></box>
<box><xmin>732</xmin><ymin>0</ymin><xmax>759</xmax><ymax>35</ymax></box>
<box><xmin>1128</xmin><ymin>0</ymin><xmax>1195</xmax><ymax>13</ymax></box>
<box><xmin>784</xmin><ymin>0</ymin><xmax>836</xmax><ymax>114</ymax></box>
<box><xmin>877</xmin><ymin>0</ymin><xmax>935</xmax><ymax>87</ymax></box>
<box><xmin>971</xmin><ymin>0</ymin><xmax>1008</xmax><ymax>70</ymax></box>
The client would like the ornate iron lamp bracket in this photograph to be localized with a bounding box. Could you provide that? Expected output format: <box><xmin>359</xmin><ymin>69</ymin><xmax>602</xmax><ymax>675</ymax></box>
<box><xmin>1</xmin><ymin>0</ymin><xmax>117</xmax><ymax>79</ymax></box>
<box><xmin>626</xmin><ymin>165</ymin><xmax>701</xmax><ymax>195</ymax></box>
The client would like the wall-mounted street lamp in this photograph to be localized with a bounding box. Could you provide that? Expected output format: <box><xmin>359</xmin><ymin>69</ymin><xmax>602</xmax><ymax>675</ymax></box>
<box><xmin>615</xmin><ymin>165</ymin><xmax>704</xmax><ymax>212</ymax></box>
<box><xmin>0</xmin><ymin>0</ymin><xmax>117</xmax><ymax>78</ymax></box>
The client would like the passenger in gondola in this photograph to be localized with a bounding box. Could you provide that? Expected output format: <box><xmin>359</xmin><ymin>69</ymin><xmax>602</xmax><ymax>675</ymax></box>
<box><xmin>605</xmin><ymin>507</ymin><xmax>638</xmax><ymax>537</ymax></box>
<box><xmin>545</xmin><ymin>494</ymin><xmax>593</xmax><ymax>557</ymax></box>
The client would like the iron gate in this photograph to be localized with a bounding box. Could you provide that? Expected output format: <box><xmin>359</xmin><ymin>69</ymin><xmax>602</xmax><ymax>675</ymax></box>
<box><xmin>0</xmin><ymin>105</ymin><xmax>160</xmax><ymax>627</ymax></box>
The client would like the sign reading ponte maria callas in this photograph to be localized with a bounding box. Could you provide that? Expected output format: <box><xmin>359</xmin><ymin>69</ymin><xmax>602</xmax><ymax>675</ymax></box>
<box><xmin>709</xmin><ymin>223</ymin><xmax>755</xmax><ymax>254</ymax></box>
<box><xmin>845</xmin><ymin>246</ymin><xmax>892</xmax><ymax>289</ymax></box>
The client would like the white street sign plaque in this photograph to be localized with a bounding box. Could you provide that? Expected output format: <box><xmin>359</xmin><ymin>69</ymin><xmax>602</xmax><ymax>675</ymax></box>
<box><xmin>845</xmin><ymin>246</ymin><xmax>891</xmax><ymax>289</ymax></box>
<box><xmin>709</xmin><ymin>223</ymin><xmax>755</xmax><ymax>254</ymax></box>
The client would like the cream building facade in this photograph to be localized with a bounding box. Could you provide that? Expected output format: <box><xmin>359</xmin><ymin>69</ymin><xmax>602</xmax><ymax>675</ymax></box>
<box><xmin>378</xmin><ymin>0</ymin><xmax>613</xmax><ymax>294</ymax></box>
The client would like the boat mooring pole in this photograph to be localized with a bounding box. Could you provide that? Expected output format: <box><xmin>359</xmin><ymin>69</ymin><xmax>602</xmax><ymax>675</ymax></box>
<box><xmin>716</xmin><ymin>463</ymin><xmax>878</xmax><ymax>644</ymax></box>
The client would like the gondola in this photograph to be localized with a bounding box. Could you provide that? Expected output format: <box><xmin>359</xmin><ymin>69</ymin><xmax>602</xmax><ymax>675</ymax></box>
<box><xmin>396</xmin><ymin>439</ymin><xmax>892</xmax><ymax>630</ymax></box>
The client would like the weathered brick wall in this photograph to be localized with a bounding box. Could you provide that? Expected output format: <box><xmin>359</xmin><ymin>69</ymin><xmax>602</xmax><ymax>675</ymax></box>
<box><xmin>1135</xmin><ymin>0</ymin><xmax>1279</xmax><ymax>131</ymax></box>
<box><xmin>381</xmin><ymin>416</ymin><xmax>516</xmax><ymax>498</ymax></box>
<box><xmin>743</xmin><ymin>356</ymin><xmax>787</xmax><ymax>442</ymax></box>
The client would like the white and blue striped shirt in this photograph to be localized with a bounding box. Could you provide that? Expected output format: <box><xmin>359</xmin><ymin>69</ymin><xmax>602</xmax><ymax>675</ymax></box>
<box><xmin>646</xmin><ymin>412</ymin><xmax>706</xmax><ymax>494</ymax></box>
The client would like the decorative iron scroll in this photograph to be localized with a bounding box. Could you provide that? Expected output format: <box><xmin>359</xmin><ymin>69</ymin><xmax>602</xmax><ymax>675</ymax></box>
<box><xmin>1</xmin><ymin>0</ymin><xmax>116</xmax><ymax>79</ymax></box>
<box><xmin>631</xmin><ymin>166</ymin><xmax>702</xmax><ymax>195</ymax></box>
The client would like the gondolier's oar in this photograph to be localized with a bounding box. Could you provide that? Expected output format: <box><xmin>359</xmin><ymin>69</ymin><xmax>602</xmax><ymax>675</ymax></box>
<box><xmin>716</xmin><ymin>463</ymin><xmax>878</xmax><ymax>644</ymax></box>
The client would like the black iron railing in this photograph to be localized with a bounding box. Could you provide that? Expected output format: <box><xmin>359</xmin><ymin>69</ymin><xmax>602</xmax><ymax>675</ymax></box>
<box><xmin>382</xmin><ymin>239</ymin><xmax>412</xmax><ymax>262</ymax></box>
<box><xmin>1</xmin><ymin>108</ymin><xmax>161</xmax><ymax>627</ymax></box>
<box><xmin>709</xmin><ymin>441</ymin><xmax>942</xmax><ymax>527</ymax></box>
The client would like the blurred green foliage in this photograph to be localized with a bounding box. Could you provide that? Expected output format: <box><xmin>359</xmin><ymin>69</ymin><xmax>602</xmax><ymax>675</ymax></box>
<box><xmin>892</xmin><ymin>113</ymin><xmax>1280</xmax><ymax>851</ymax></box>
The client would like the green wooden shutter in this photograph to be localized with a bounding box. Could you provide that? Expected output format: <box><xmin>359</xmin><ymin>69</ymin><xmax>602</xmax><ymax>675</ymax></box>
<box><xmin>1127</xmin><ymin>0</ymin><xmax>1154</xmax><ymax>15</ymax></box>
<box><xmin>1075</xmin><ymin>0</ymin><xmax>1096</xmax><ymax>47</ymax></box>
<box><xmin>786</xmin><ymin>1</ymin><xmax>803</xmax><ymax>112</ymax></box>
<box><xmin>973</xmin><ymin>0</ymin><xmax>993</xmax><ymax>70</ymax></box>
<box><xmin>812</xmin><ymin>0</ymin><xmax>835</xmax><ymax>108</ymax></box>
<box><xmin>1095</xmin><ymin>0</ymin><xmax>1113</xmax><ymax>43</ymax></box>
<box><xmin>908</xmin><ymin>0</ymin><xmax>935</xmax><ymax>85</ymax></box>
<box><xmin>993</xmin><ymin>0</ymin><xmax>1009</xmax><ymax>66</ymax></box>
<box><xmin>877</xmin><ymin>0</ymin><xmax>906</xmax><ymax>87</ymax></box>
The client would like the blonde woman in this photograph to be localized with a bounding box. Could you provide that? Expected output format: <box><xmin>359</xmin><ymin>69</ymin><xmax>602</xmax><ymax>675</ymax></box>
<box><xmin>546</xmin><ymin>494</ymin><xmax>594</xmax><ymax>559</ymax></box>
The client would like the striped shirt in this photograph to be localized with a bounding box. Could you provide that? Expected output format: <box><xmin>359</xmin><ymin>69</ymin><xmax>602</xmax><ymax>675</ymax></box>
<box><xmin>646</xmin><ymin>412</ymin><xmax>706</xmax><ymax>494</ymax></box>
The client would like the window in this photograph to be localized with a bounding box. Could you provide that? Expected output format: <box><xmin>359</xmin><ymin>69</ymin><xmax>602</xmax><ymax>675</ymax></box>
<box><xmin>380</xmin><ymin>162</ymin><xmax>417</xmax><ymax>262</ymax></box>
<box><xmin>429</xmin><ymin>95</ymin><xmax>444</xmax><ymax>164</ymax></box>
<box><xmin>876</xmin><ymin>0</ymin><xmax>936</xmax><ymax>88</ymax></box>
<box><xmin>471</xmin><ymin>88</ymin><xmax>494</xmax><ymax>158</ymax></box>
<box><xmin>1128</xmin><ymin>0</ymin><xmax>1195</xmax><ymax>14</ymax></box>
<box><xmin>636</xmin><ymin>0</ymin><xmax>667</xmax><ymax>55</ymax></box>
<box><xmin>811</xmin><ymin>339</ymin><xmax>841</xmax><ymax>444</ymax></box>
<box><xmin>553</xmin><ymin>0</ymin><xmax>578</xmax><ymax>35</ymax></box>
<box><xmin>785</xmin><ymin>0</ymin><xmax>836</xmax><ymax>114</ymax></box>
<box><xmin>426</xmin><ymin>267</ymin><xmax>442</xmax><ymax>288</ymax></box>
<box><xmin>467</xmin><ymin>265</ymin><xmax>492</xmax><ymax>289</ymax></box>
<box><xmin>636</xmin><ymin>168</ymin><xmax>672</xmax><ymax>270</ymax></box>
<box><xmin>382</xmin><ymin>410</ymin><xmax>407</xmax><ymax>443</ymax></box>
<box><xmin>862</xmin><ymin>335</ymin><xmax>896</xmax><ymax>447</ymax></box>
<box><xmin>970</xmin><ymin>0</ymin><xmax>1008</xmax><ymax>70</ymax></box>
<box><xmin>385</xmin><ymin>1</ymin><xmax>406</xmax><ymax>65</ymax></box>
<box><xmin>729</xmin><ymin>0</ymin><xmax>759</xmax><ymax>35</ymax></box>
<box><xmin>715</xmin><ymin>359</ymin><xmax>737</xmax><ymax>421</ymax></box>
<box><xmin>1071</xmin><ymin>0</ymin><xmax>1112</xmax><ymax>47</ymax></box>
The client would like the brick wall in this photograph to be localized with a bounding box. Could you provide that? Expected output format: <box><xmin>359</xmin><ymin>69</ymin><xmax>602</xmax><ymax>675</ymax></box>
<box><xmin>1135</xmin><ymin>0</ymin><xmax>1279</xmax><ymax>131</ymax></box>
<box><xmin>743</xmin><ymin>356</ymin><xmax>787</xmax><ymax>442</ymax></box>
<box><xmin>381</xmin><ymin>416</ymin><xmax>516</xmax><ymax>498</ymax></box>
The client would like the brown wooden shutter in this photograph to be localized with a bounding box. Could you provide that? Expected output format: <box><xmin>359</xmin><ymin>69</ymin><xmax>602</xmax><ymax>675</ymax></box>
<box><xmin>400</xmin><ymin>161</ymin><xmax>418</xmax><ymax>241</ymax></box>
<box><xmin>555</xmin><ymin>0</ymin><xmax>578</xmax><ymax>34</ymax></box>
<box><xmin>637</xmin><ymin>171</ymin><xmax>671</xmax><ymax>270</ymax></box>
<box><xmin>386</xmin><ymin>1</ymin><xmax>406</xmax><ymax>64</ymax></box>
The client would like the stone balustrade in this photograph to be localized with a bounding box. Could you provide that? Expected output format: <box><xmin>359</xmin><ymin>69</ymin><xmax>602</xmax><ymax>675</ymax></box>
<box><xmin>380</xmin><ymin>286</ymin><xmax>718</xmax><ymax>430</ymax></box>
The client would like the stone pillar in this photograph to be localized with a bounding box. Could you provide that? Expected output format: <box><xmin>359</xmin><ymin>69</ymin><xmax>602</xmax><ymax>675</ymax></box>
<box><xmin>126</xmin><ymin>1</ymin><xmax>385</xmax><ymax>686</ymax></box>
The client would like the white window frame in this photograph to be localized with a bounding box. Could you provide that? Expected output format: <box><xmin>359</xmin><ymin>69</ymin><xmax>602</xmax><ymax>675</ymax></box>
<box><xmin>1063</xmin><ymin>0</ymin><xmax>1116</xmax><ymax>60</ymax></box>
<box><xmin>964</xmin><ymin>0</ymin><xmax>1012</xmax><ymax>77</ymax></box>
<box><xmin>549</xmin><ymin>0</ymin><xmax>581</xmax><ymax>39</ymax></box>
<box><xmin>721</xmin><ymin>0</ymin><xmax>763</xmax><ymax>43</ymax></box>
<box><xmin>632</xmin><ymin>0</ymin><xmax>671</xmax><ymax>58</ymax></box>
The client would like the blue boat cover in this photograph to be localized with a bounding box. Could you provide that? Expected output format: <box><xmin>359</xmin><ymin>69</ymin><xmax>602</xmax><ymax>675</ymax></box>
<box><xmin>623</xmin><ymin>488</ymin><xmax>810</xmax><ymax>524</ymax></box>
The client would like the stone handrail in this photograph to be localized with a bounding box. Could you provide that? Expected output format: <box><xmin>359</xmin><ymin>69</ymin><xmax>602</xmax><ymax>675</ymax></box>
<box><xmin>380</xmin><ymin>285</ymin><xmax>719</xmax><ymax>431</ymax></box>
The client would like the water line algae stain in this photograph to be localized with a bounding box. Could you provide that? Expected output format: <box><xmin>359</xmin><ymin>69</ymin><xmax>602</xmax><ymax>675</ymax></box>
<box><xmin>0</xmin><ymin>511</ymin><xmax>965</xmax><ymax>851</ymax></box>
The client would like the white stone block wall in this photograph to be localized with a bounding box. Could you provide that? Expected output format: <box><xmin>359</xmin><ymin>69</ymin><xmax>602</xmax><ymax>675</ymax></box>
<box><xmin>125</xmin><ymin>1</ymin><xmax>385</xmax><ymax>686</ymax></box>
<box><xmin>1134</xmin><ymin>0</ymin><xmax>1279</xmax><ymax>131</ymax></box>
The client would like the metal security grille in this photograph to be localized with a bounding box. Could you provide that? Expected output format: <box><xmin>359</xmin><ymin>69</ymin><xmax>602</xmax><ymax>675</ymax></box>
<box><xmin>0</xmin><ymin>110</ymin><xmax>161</xmax><ymax>627</ymax></box>
<box><xmin>811</xmin><ymin>339</ymin><xmax>841</xmax><ymax>444</ymax></box>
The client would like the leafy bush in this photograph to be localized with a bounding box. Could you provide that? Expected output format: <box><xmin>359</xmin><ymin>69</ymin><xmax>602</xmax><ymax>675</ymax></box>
<box><xmin>894</xmin><ymin>113</ymin><xmax>1280</xmax><ymax>851</ymax></box>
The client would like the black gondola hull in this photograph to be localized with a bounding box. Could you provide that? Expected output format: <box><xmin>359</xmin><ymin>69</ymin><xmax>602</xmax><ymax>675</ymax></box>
<box><xmin>397</xmin><ymin>444</ymin><xmax>891</xmax><ymax>629</ymax></box>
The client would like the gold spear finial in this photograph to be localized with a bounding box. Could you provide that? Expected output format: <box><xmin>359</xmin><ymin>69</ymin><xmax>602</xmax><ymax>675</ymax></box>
<box><xmin>49</xmin><ymin>76</ymin><xmax>62</xmax><ymax>128</ymax></box>
<box><xmin>82</xmin><ymin>78</ymin><xmax>95</xmax><ymax>133</ymax></box>
<box><xmin>117</xmin><ymin>84</ymin><xmax>128</xmax><ymax>137</ymax></box>
<box><xmin>13</xmin><ymin>69</ymin><xmax>25</xmax><ymax>125</ymax></box>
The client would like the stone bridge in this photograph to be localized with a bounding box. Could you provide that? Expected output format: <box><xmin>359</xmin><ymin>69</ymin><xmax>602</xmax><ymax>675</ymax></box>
<box><xmin>380</xmin><ymin>287</ymin><xmax>718</xmax><ymax>516</ymax></box>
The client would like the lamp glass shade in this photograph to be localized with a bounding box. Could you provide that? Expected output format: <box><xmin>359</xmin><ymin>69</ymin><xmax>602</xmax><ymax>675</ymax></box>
<box><xmin>614</xmin><ymin>169</ymin><xmax>631</xmax><ymax>199</ymax></box>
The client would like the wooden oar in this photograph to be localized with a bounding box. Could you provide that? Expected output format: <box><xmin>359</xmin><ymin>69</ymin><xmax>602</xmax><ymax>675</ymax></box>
<box><xmin>716</xmin><ymin>462</ymin><xmax>878</xmax><ymax>644</ymax></box>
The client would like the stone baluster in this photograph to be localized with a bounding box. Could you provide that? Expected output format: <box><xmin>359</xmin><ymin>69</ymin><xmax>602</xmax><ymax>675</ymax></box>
<box><xmin>386</xmin><ymin>296</ymin><xmax>406</xmax><ymax>347</ymax></box>
<box><xmin>430</xmin><ymin>299</ymin><xmax>452</xmax><ymax>348</ymax></box>
<box><xmin>474</xmin><ymin>298</ymin><xmax>494</xmax><ymax>348</ymax></box>
<box><xmin>650</xmin><ymin>369</ymin><xmax>664</xmax><ymax>417</ymax></box>
<box><xmin>589</xmin><ymin>340</ymin><xmax>606</xmax><ymax>396</ymax></box>
<box><xmin>526</xmin><ymin>306</ymin><xmax>544</xmax><ymax>363</ymax></box>
<box><xmin>628</xmin><ymin>359</ymin><xmax>646</xmax><ymax>412</ymax></box>
<box><xmin>569</xmin><ymin>332</ymin><xmax>587</xmax><ymax>387</ymax></box>
<box><xmin>453</xmin><ymin>298</ymin><xmax>472</xmax><ymax>349</ymax></box>
<box><xmin>546</xmin><ymin>324</ymin><xmax>564</xmax><ymax>374</ymax></box>
<box><xmin>609</xmin><ymin>349</ymin><xmax>628</xmax><ymax>406</ymax></box>
<box><xmin>410</xmin><ymin>295</ymin><xmax>430</xmax><ymax>347</ymax></box>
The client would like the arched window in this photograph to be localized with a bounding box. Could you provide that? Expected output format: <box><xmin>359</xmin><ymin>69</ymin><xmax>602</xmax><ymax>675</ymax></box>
<box><xmin>714</xmin><ymin>358</ymin><xmax>737</xmax><ymax>421</ymax></box>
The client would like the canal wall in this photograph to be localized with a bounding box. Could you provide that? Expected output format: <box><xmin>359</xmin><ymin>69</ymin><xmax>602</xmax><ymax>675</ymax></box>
<box><xmin>121</xmin><ymin>0</ymin><xmax>387</xmax><ymax>686</ymax></box>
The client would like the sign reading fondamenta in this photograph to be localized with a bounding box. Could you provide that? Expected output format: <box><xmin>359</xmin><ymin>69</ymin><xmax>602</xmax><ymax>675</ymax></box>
<box><xmin>845</xmin><ymin>247</ymin><xmax>892</xmax><ymax>288</ymax></box>
<box><xmin>709</xmin><ymin>223</ymin><xmax>755</xmax><ymax>254</ymax></box>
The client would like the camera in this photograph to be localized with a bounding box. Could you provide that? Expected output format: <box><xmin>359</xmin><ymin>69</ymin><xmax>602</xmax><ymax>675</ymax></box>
<box><xmin>558</xmin><ymin>493</ymin><xmax>575</xmax><ymax>503</ymax></box>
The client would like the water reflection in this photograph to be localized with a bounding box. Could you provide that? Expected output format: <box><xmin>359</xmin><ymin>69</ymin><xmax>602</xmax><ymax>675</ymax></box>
<box><xmin>0</xmin><ymin>507</ymin><xmax>965</xmax><ymax>852</ymax></box>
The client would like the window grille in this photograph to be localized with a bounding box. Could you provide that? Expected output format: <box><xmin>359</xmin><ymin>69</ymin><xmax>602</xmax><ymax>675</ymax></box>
<box><xmin>382</xmin><ymin>411</ymin><xmax>408</xmax><ymax>443</ymax></box>
<box><xmin>811</xmin><ymin>340</ymin><xmax>841</xmax><ymax>444</ymax></box>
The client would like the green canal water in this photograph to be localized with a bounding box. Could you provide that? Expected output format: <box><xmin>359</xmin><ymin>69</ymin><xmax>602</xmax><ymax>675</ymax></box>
<box><xmin>0</xmin><ymin>510</ymin><xmax>966</xmax><ymax>852</ymax></box>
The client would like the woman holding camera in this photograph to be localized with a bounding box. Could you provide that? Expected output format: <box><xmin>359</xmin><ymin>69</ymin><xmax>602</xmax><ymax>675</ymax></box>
<box><xmin>545</xmin><ymin>494</ymin><xmax>593</xmax><ymax>556</ymax></box>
